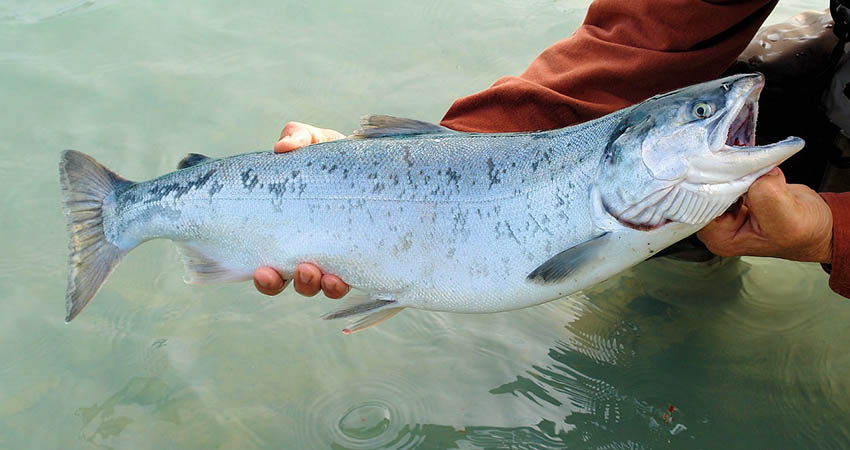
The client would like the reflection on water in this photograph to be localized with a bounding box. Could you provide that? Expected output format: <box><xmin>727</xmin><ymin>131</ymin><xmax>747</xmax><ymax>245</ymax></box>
<box><xmin>478</xmin><ymin>257</ymin><xmax>850</xmax><ymax>449</ymax></box>
<box><xmin>281</xmin><ymin>257</ymin><xmax>849</xmax><ymax>449</ymax></box>
<box><xmin>1</xmin><ymin>0</ymin><xmax>848</xmax><ymax>448</ymax></box>
<box><xmin>76</xmin><ymin>377</ymin><xmax>183</xmax><ymax>441</ymax></box>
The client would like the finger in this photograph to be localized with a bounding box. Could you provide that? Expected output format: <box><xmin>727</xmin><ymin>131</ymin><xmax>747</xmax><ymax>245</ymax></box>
<box><xmin>315</xmin><ymin>128</ymin><xmax>345</xmax><ymax>142</ymax></box>
<box><xmin>293</xmin><ymin>263</ymin><xmax>322</xmax><ymax>297</ymax></box>
<box><xmin>275</xmin><ymin>122</ymin><xmax>314</xmax><ymax>153</ymax></box>
<box><xmin>750</xmin><ymin>180</ymin><xmax>833</xmax><ymax>261</ymax></box>
<box><xmin>697</xmin><ymin>205</ymin><xmax>750</xmax><ymax>256</ymax></box>
<box><xmin>321</xmin><ymin>274</ymin><xmax>350</xmax><ymax>299</ymax></box>
<box><xmin>745</xmin><ymin>167</ymin><xmax>788</xmax><ymax>211</ymax></box>
<box><xmin>744</xmin><ymin>168</ymin><xmax>800</xmax><ymax>240</ymax></box>
<box><xmin>697</xmin><ymin>198</ymin><xmax>748</xmax><ymax>239</ymax></box>
<box><xmin>274</xmin><ymin>122</ymin><xmax>345</xmax><ymax>153</ymax></box>
<box><xmin>279</xmin><ymin>121</ymin><xmax>304</xmax><ymax>140</ymax></box>
<box><xmin>253</xmin><ymin>267</ymin><xmax>286</xmax><ymax>296</ymax></box>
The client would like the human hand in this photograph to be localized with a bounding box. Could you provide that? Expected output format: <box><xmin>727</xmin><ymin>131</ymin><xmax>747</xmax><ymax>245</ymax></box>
<box><xmin>253</xmin><ymin>122</ymin><xmax>350</xmax><ymax>299</ymax></box>
<box><xmin>273</xmin><ymin>121</ymin><xmax>345</xmax><ymax>153</ymax></box>
<box><xmin>697</xmin><ymin>167</ymin><xmax>833</xmax><ymax>263</ymax></box>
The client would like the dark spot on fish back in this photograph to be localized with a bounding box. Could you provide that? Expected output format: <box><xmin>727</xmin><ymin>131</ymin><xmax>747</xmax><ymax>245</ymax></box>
<box><xmin>208</xmin><ymin>180</ymin><xmax>223</xmax><ymax>196</ymax></box>
<box><xmin>147</xmin><ymin>169</ymin><xmax>217</xmax><ymax>202</ymax></box>
<box><xmin>241</xmin><ymin>169</ymin><xmax>259</xmax><ymax>191</ymax></box>
<box><xmin>267</xmin><ymin>181</ymin><xmax>288</xmax><ymax>197</ymax></box>
<box><xmin>486</xmin><ymin>157</ymin><xmax>501</xmax><ymax>188</ymax></box>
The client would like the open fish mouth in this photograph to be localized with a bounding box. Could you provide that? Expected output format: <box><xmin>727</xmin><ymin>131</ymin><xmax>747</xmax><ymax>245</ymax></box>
<box><xmin>725</xmin><ymin>99</ymin><xmax>756</xmax><ymax>148</ymax></box>
<box><xmin>720</xmin><ymin>74</ymin><xmax>762</xmax><ymax>150</ymax></box>
<box><xmin>697</xmin><ymin>75</ymin><xmax>804</xmax><ymax>185</ymax></box>
<box><xmin>712</xmin><ymin>75</ymin><xmax>761</xmax><ymax>152</ymax></box>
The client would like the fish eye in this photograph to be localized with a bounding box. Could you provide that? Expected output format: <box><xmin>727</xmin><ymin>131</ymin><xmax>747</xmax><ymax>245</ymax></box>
<box><xmin>692</xmin><ymin>102</ymin><xmax>714</xmax><ymax>119</ymax></box>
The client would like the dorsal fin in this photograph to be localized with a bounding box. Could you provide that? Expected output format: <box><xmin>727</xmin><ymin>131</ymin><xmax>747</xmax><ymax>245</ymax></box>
<box><xmin>352</xmin><ymin>115</ymin><xmax>457</xmax><ymax>139</ymax></box>
<box><xmin>177</xmin><ymin>153</ymin><xmax>213</xmax><ymax>170</ymax></box>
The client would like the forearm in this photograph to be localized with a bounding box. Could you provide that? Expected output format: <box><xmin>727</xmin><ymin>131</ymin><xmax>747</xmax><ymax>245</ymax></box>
<box><xmin>440</xmin><ymin>0</ymin><xmax>777</xmax><ymax>132</ymax></box>
<box><xmin>821</xmin><ymin>193</ymin><xmax>850</xmax><ymax>298</ymax></box>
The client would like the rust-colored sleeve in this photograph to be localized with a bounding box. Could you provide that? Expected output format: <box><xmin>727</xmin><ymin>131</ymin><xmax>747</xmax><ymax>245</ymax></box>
<box><xmin>440</xmin><ymin>0</ymin><xmax>778</xmax><ymax>132</ymax></box>
<box><xmin>821</xmin><ymin>193</ymin><xmax>850</xmax><ymax>299</ymax></box>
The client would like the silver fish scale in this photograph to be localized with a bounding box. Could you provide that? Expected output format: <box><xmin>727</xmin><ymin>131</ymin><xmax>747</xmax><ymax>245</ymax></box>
<box><xmin>105</xmin><ymin>115</ymin><xmax>624</xmax><ymax>313</ymax></box>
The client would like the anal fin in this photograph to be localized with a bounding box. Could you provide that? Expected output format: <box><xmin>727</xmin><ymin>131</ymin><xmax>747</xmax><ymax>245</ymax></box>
<box><xmin>176</xmin><ymin>243</ymin><xmax>248</xmax><ymax>284</ymax></box>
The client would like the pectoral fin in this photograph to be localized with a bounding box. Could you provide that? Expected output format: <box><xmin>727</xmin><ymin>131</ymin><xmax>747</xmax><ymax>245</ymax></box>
<box><xmin>527</xmin><ymin>233</ymin><xmax>612</xmax><ymax>284</ymax></box>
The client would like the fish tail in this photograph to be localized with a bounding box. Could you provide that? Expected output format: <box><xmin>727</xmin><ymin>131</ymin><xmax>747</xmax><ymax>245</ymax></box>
<box><xmin>59</xmin><ymin>150</ymin><xmax>133</xmax><ymax>322</ymax></box>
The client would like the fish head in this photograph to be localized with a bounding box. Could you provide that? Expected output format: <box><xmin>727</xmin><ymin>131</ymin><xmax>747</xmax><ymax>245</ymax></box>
<box><xmin>596</xmin><ymin>73</ymin><xmax>805</xmax><ymax>228</ymax></box>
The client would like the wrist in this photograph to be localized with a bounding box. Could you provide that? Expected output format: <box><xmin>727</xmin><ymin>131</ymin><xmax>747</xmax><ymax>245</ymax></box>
<box><xmin>813</xmin><ymin>199</ymin><xmax>833</xmax><ymax>264</ymax></box>
<box><xmin>816</xmin><ymin>227</ymin><xmax>833</xmax><ymax>264</ymax></box>
<box><xmin>819</xmin><ymin>192</ymin><xmax>850</xmax><ymax>297</ymax></box>
<box><xmin>816</xmin><ymin>193</ymin><xmax>842</xmax><ymax>264</ymax></box>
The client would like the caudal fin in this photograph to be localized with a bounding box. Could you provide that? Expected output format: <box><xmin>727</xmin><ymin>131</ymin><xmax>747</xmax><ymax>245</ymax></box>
<box><xmin>59</xmin><ymin>150</ymin><xmax>132</xmax><ymax>322</ymax></box>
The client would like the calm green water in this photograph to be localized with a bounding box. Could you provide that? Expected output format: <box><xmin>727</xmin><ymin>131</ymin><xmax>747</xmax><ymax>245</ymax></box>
<box><xmin>1</xmin><ymin>1</ymin><xmax>848</xmax><ymax>448</ymax></box>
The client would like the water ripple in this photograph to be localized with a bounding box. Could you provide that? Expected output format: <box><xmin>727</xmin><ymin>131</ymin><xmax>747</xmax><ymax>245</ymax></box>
<box><xmin>293</xmin><ymin>371</ymin><xmax>434</xmax><ymax>449</ymax></box>
<box><xmin>0</xmin><ymin>0</ymin><xmax>102</xmax><ymax>25</ymax></box>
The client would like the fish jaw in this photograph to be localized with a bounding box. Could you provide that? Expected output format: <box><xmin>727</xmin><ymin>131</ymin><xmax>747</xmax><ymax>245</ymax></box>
<box><xmin>682</xmin><ymin>135</ymin><xmax>803</xmax><ymax>196</ymax></box>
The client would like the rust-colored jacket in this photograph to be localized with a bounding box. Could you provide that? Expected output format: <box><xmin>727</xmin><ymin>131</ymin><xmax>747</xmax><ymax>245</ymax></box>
<box><xmin>439</xmin><ymin>0</ymin><xmax>850</xmax><ymax>298</ymax></box>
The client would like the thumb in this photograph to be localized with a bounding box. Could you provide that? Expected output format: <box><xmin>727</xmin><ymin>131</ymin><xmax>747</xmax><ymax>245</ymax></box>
<box><xmin>274</xmin><ymin>122</ymin><xmax>315</xmax><ymax>153</ymax></box>
<box><xmin>743</xmin><ymin>168</ymin><xmax>799</xmax><ymax>239</ymax></box>
<box><xmin>274</xmin><ymin>123</ymin><xmax>345</xmax><ymax>153</ymax></box>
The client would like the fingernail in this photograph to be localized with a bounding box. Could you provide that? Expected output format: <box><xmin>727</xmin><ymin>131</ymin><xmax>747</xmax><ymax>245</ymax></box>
<box><xmin>299</xmin><ymin>271</ymin><xmax>312</xmax><ymax>285</ymax></box>
<box><xmin>258</xmin><ymin>278</ymin><xmax>270</xmax><ymax>289</ymax></box>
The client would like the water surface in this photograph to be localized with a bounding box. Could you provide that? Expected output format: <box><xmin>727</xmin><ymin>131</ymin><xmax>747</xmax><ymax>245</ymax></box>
<box><xmin>1</xmin><ymin>1</ymin><xmax>848</xmax><ymax>448</ymax></box>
